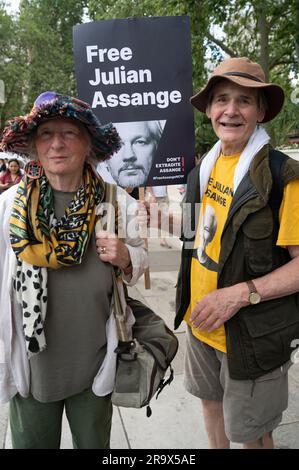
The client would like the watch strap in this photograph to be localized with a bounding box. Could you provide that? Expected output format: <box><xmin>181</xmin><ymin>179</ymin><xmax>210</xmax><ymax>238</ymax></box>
<box><xmin>246</xmin><ymin>279</ymin><xmax>257</xmax><ymax>294</ymax></box>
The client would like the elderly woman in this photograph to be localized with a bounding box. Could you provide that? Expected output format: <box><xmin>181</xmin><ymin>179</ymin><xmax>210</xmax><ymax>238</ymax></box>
<box><xmin>0</xmin><ymin>91</ymin><xmax>148</xmax><ymax>449</ymax></box>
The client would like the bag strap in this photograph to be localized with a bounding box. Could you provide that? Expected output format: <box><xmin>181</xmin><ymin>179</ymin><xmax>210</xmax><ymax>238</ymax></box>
<box><xmin>95</xmin><ymin>182</ymin><xmax>131</xmax><ymax>342</ymax></box>
<box><xmin>268</xmin><ymin>149</ymin><xmax>287</xmax><ymax>227</ymax></box>
<box><xmin>112</xmin><ymin>269</ymin><xmax>132</xmax><ymax>342</ymax></box>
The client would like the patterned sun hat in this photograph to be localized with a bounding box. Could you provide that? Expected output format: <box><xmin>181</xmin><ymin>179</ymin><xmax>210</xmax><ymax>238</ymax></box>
<box><xmin>0</xmin><ymin>91</ymin><xmax>121</xmax><ymax>160</ymax></box>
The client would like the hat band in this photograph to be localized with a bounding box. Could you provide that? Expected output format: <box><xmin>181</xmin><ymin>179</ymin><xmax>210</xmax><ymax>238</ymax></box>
<box><xmin>222</xmin><ymin>72</ymin><xmax>263</xmax><ymax>83</ymax></box>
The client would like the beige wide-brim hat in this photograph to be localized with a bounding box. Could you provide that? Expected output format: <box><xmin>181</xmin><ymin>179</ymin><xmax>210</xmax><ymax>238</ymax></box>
<box><xmin>190</xmin><ymin>57</ymin><xmax>285</xmax><ymax>123</ymax></box>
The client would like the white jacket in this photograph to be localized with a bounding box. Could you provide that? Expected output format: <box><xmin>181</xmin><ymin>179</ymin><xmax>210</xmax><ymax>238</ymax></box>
<box><xmin>0</xmin><ymin>184</ymin><xmax>148</xmax><ymax>403</ymax></box>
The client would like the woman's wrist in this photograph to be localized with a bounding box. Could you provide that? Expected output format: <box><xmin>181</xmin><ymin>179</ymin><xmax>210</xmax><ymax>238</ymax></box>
<box><xmin>123</xmin><ymin>259</ymin><xmax>133</xmax><ymax>275</ymax></box>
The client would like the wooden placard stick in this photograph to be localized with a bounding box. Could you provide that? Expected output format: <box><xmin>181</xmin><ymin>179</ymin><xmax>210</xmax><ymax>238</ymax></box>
<box><xmin>139</xmin><ymin>187</ymin><xmax>151</xmax><ymax>289</ymax></box>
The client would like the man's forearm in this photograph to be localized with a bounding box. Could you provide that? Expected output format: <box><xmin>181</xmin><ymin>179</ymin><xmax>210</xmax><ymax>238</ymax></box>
<box><xmin>238</xmin><ymin>253</ymin><xmax>299</xmax><ymax>306</ymax></box>
<box><xmin>190</xmin><ymin>252</ymin><xmax>299</xmax><ymax>332</ymax></box>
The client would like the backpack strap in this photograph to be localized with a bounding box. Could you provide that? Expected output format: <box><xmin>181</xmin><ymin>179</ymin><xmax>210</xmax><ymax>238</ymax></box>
<box><xmin>268</xmin><ymin>149</ymin><xmax>288</xmax><ymax>226</ymax></box>
<box><xmin>185</xmin><ymin>164</ymin><xmax>201</xmax><ymax>205</ymax></box>
<box><xmin>182</xmin><ymin>164</ymin><xmax>201</xmax><ymax>243</ymax></box>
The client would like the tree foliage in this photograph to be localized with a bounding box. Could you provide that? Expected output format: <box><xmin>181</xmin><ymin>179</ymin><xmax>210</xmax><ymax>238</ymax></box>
<box><xmin>0</xmin><ymin>0</ymin><xmax>23</xmax><ymax>126</ymax></box>
<box><xmin>0</xmin><ymin>0</ymin><xmax>298</xmax><ymax>147</ymax></box>
<box><xmin>202</xmin><ymin>0</ymin><xmax>299</xmax><ymax>145</ymax></box>
<box><xmin>0</xmin><ymin>0</ymin><xmax>86</xmax><ymax>123</ymax></box>
<box><xmin>19</xmin><ymin>0</ymin><xmax>87</xmax><ymax>105</ymax></box>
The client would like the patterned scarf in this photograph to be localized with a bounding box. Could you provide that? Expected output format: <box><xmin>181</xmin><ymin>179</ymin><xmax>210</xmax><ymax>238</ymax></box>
<box><xmin>10</xmin><ymin>165</ymin><xmax>104</xmax><ymax>357</ymax></box>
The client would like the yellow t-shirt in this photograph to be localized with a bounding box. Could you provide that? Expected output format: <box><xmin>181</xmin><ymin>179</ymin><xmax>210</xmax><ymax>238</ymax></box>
<box><xmin>185</xmin><ymin>154</ymin><xmax>299</xmax><ymax>353</ymax></box>
<box><xmin>277</xmin><ymin>178</ymin><xmax>299</xmax><ymax>246</ymax></box>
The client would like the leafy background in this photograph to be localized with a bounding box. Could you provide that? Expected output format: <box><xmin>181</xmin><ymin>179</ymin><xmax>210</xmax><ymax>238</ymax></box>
<box><xmin>0</xmin><ymin>0</ymin><xmax>298</xmax><ymax>150</ymax></box>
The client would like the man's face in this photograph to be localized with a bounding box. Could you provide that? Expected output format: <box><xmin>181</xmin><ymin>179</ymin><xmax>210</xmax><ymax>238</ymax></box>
<box><xmin>107</xmin><ymin>122</ymin><xmax>156</xmax><ymax>187</ymax></box>
<box><xmin>206</xmin><ymin>81</ymin><xmax>265</xmax><ymax>155</ymax></box>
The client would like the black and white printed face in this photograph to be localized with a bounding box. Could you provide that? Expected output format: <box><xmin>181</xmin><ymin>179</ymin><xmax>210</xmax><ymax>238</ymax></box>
<box><xmin>107</xmin><ymin>121</ymin><xmax>159</xmax><ymax>187</ymax></box>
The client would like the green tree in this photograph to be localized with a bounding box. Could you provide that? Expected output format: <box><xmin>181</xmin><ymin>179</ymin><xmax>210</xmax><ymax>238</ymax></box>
<box><xmin>0</xmin><ymin>1</ymin><xmax>25</xmax><ymax>127</ymax></box>
<box><xmin>0</xmin><ymin>0</ymin><xmax>87</xmax><ymax>128</ymax></box>
<box><xmin>88</xmin><ymin>0</ymin><xmax>299</xmax><ymax>146</ymax></box>
<box><xmin>1</xmin><ymin>0</ymin><xmax>298</xmax><ymax>147</ymax></box>
<box><xmin>204</xmin><ymin>0</ymin><xmax>299</xmax><ymax>145</ymax></box>
<box><xmin>18</xmin><ymin>0</ymin><xmax>87</xmax><ymax>109</ymax></box>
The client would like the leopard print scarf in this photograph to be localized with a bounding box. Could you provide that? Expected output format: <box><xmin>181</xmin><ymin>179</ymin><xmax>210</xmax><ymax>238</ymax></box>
<box><xmin>10</xmin><ymin>165</ymin><xmax>104</xmax><ymax>356</ymax></box>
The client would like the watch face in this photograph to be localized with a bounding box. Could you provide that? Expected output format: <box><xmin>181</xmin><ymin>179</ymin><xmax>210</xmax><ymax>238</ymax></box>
<box><xmin>249</xmin><ymin>292</ymin><xmax>261</xmax><ymax>304</ymax></box>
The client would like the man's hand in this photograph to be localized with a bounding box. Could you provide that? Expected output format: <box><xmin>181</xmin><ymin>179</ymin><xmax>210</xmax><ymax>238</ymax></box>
<box><xmin>96</xmin><ymin>230</ymin><xmax>131</xmax><ymax>272</ymax></box>
<box><xmin>190</xmin><ymin>284</ymin><xmax>248</xmax><ymax>332</ymax></box>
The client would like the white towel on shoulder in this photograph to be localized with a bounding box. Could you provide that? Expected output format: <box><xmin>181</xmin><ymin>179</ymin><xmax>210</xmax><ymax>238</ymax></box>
<box><xmin>199</xmin><ymin>126</ymin><xmax>270</xmax><ymax>200</ymax></box>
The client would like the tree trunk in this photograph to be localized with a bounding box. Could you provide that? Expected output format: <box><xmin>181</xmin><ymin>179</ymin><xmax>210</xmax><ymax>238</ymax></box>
<box><xmin>255</xmin><ymin>1</ymin><xmax>276</xmax><ymax>142</ymax></box>
<box><xmin>256</xmin><ymin>1</ymin><xmax>269</xmax><ymax>80</ymax></box>
<box><xmin>295</xmin><ymin>1</ymin><xmax>299</xmax><ymax>68</ymax></box>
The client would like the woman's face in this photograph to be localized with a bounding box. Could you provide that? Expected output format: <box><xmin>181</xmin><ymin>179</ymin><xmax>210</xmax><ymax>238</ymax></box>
<box><xmin>34</xmin><ymin>118</ymin><xmax>91</xmax><ymax>182</ymax></box>
<box><xmin>8</xmin><ymin>161</ymin><xmax>20</xmax><ymax>174</ymax></box>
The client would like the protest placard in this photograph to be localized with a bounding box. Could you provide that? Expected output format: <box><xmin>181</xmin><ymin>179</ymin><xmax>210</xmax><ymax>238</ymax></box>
<box><xmin>73</xmin><ymin>16</ymin><xmax>195</xmax><ymax>187</ymax></box>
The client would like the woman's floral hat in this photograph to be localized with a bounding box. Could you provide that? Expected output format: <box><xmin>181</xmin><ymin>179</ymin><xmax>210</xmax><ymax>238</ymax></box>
<box><xmin>0</xmin><ymin>91</ymin><xmax>121</xmax><ymax>160</ymax></box>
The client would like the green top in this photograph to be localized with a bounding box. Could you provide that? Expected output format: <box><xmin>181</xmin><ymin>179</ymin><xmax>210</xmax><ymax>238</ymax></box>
<box><xmin>30</xmin><ymin>189</ymin><xmax>113</xmax><ymax>402</ymax></box>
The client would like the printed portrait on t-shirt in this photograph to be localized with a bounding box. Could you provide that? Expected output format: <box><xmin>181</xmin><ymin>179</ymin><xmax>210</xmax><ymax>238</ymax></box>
<box><xmin>195</xmin><ymin>204</ymin><xmax>219</xmax><ymax>272</ymax></box>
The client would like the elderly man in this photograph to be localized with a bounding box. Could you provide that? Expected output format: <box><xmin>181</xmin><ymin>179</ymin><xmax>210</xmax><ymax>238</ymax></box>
<box><xmin>174</xmin><ymin>57</ymin><xmax>299</xmax><ymax>448</ymax></box>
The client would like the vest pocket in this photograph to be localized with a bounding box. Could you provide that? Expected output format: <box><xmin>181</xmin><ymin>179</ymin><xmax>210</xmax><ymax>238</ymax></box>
<box><xmin>242</xmin><ymin>296</ymin><xmax>299</xmax><ymax>371</ymax></box>
<box><xmin>242</xmin><ymin>206</ymin><xmax>273</xmax><ymax>274</ymax></box>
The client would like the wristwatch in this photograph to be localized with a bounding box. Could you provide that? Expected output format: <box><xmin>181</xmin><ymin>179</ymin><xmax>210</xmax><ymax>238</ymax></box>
<box><xmin>246</xmin><ymin>280</ymin><xmax>261</xmax><ymax>305</ymax></box>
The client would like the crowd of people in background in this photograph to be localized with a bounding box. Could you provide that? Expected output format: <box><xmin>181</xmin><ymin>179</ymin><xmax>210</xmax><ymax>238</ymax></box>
<box><xmin>0</xmin><ymin>153</ymin><xmax>26</xmax><ymax>194</ymax></box>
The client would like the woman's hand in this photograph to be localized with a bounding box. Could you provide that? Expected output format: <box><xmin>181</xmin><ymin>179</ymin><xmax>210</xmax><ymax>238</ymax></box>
<box><xmin>96</xmin><ymin>230</ymin><xmax>132</xmax><ymax>273</ymax></box>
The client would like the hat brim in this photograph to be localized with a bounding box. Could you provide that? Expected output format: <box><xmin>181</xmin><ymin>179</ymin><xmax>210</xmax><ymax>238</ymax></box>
<box><xmin>190</xmin><ymin>75</ymin><xmax>285</xmax><ymax>123</ymax></box>
<box><xmin>1</xmin><ymin>103</ymin><xmax>121</xmax><ymax>160</ymax></box>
